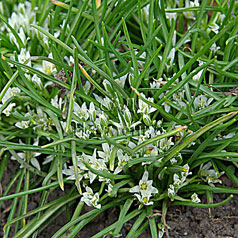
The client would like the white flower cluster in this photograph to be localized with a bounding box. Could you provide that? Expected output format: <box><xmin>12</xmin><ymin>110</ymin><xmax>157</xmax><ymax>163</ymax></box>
<box><xmin>168</xmin><ymin>164</ymin><xmax>196</xmax><ymax>202</ymax></box>
<box><xmin>199</xmin><ymin>162</ymin><xmax>224</xmax><ymax>187</ymax></box>
<box><xmin>0</xmin><ymin>87</ymin><xmax>20</xmax><ymax>116</ymax></box>
<box><xmin>129</xmin><ymin>171</ymin><xmax>158</xmax><ymax>208</ymax></box>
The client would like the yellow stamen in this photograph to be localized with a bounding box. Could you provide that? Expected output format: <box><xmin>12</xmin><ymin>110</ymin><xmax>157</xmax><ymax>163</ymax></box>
<box><xmin>46</xmin><ymin>68</ymin><xmax>51</xmax><ymax>74</ymax></box>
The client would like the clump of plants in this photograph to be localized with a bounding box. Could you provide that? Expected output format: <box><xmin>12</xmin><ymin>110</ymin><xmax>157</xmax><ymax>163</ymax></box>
<box><xmin>0</xmin><ymin>0</ymin><xmax>238</xmax><ymax>237</ymax></box>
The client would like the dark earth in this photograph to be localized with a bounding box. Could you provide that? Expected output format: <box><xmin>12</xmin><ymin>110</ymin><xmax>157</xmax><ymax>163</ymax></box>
<box><xmin>1</xmin><ymin>160</ymin><xmax>238</xmax><ymax>238</ymax></box>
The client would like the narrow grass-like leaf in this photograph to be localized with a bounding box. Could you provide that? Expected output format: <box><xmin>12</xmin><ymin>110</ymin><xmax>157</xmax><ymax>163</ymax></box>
<box><xmin>172</xmin><ymin>195</ymin><xmax>233</xmax><ymax>207</ymax></box>
<box><xmin>4</xmin><ymin>193</ymin><xmax>79</xmax><ymax>230</ymax></box>
<box><xmin>91</xmin><ymin>210</ymin><xmax>141</xmax><ymax>238</ymax></box>
<box><xmin>156</xmin><ymin>1</ymin><xmax>168</xmax><ymax>41</ymax></box>
<box><xmin>13</xmin><ymin>195</ymin><xmax>78</xmax><ymax>238</ymax></box>
<box><xmin>134</xmin><ymin>45</ymin><xmax>162</xmax><ymax>91</ymax></box>
<box><xmin>157</xmin><ymin>18</ymin><xmax>175</xmax><ymax>79</ymax></box>
<box><xmin>180</xmin><ymin>184</ymin><xmax>238</xmax><ymax>194</ymax></box>
<box><xmin>113</xmin><ymin>198</ymin><xmax>134</xmax><ymax>236</ymax></box>
<box><xmin>51</xmin><ymin>197</ymin><xmax>128</xmax><ymax>238</ymax></box>
<box><xmin>154</xmin><ymin>17</ymin><xmax>238</xmax><ymax>100</ymax></box>
<box><xmin>66</xmin><ymin>49</ymin><xmax>78</xmax><ymax>133</ymax></box>
<box><xmin>0</xmin><ymin>153</ymin><xmax>8</xmax><ymax>181</ymax></box>
<box><xmin>146</xmin><ymin>206</ymin><xmax>158</xmax><ymax>238</ymax></box>
<box><xmin>65</xmin><ymin>0</ymin><xmax>89</xmax><ymax>44</ymax></box>
<box><xmin>0</xmin><ymin>180</ymin><xmax>65</xmax><ymax>202</ymax></box>
<box><xmin>126</xmin><ymin>210</ymin><xmax>147</xmax><ymax>238</ymax></box>
<box><xmin>0</xmin><ymin>70</ymin><xmax>18</xmax><ymax>102</ymax></box>
<box><xmin>191</xmin><ymin>0</ymin><xmax>207</xmax><ymax>52</ymax></box>
<box><xmin>44</xmin><ymin>109</ymin><xmax>65</xmax><ymax>190</ymax></box>
<box><xmin>163</xmin><ymin>112</ymin><xmax>238</xmax><ymax>164</ymax></box>
<box><xmin>122</xmin><ymin>17</ymin><xmax>139</xmax><ymax>87</ymax></box>
<box><xmin>71</xmin><ymin>140</ymin><xmax>81</xmax><ymax>194</ymax></box>
<box><xmin>4</xmin><ymin>170</ymin><xmax>24</xmax><ymax>238</ymax></box>
<box><xmin>216</xmin><ymin>160</ymin><xmax>238</xmax><ymax>185</ymax></box>
<box><xmin>50</xmin><ymin>0</ymin><xmax>94</xmax><ymax>21</ymax></box>
<box><xmin>84</xmin><ymin>162</ymin><xmax>130</xmax><ymax>180</ymax></box>
<box><xmin>109</xmin><ymin>179</ymin><xmax>132</xmax><ymax>197</ymax></box>
<box><xmin>78</xmin><ymin>62</ymin><xmax>113</xmax><ymax>100</ymax></box>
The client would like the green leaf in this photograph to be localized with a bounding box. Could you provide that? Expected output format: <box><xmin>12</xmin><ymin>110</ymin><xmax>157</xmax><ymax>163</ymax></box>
<box><xmin>163</xmin><ymin>111</ymin><xmax>238</xmax><ymax>164</ymax></box>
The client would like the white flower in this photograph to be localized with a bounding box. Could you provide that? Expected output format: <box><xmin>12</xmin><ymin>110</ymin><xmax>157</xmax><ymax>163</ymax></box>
<box><xmin>143</xmin><ymin>114</ymin><xmax>152</xmax><ymax>126</ymax></box>
<box><xmin>217</xmin><ymin>13</ymin><xmax>226</xmax><ymax>23</ymax></box>
<box><xmin>194</xmin><ymin>95</ymin><xmax>213</xmax><ymax>109</ymax></box>
<box><xmin>129</xmin><ymin>171</ymin><xmax>158</xmax><ymax>194</ymax></box>
<box><xmin>143</xmin><ymin>4</ymin><xmax>150</xmax><ymax>19</ymax></box>
<box><xmin>75</xmin><ymin>128</ymin><xmax>91</xmax><ymax>140</ymax></box>
<box><xmin>159</xmin><ymin>137</ymin><xmax>174</xmax><ymax>151</ymax></box>
<box><xmin>98</xmin><ymin>143</ymin><xmax>114</xmax><ymax>162</ymax></box>
<box><xmin>103</xmin><ymin>80</ymin><xmax>113</xmax><ymax>93</ymax></box>
<box><xmin>199</xmin><ymin>162</ymin><xmax>224</xmax><ymax>187</ymax></box>
<box><xmin>73</xmin><ymin>102</ymin><xmax>89</xmax><ymax>120</ymax></box>
<box><xmin>0</xmin><ymin>2</ymin><xmax>4</xmax><ymax>14</ymax></box>
<box><xmin>51</xmin><ymin>95</ymin><xmax>63</xmax><ymax>110</ymax></box>
<box><xmin>191</xmin><ymin>193</ymin><xmax>201</xmax><ymax>203</ymax></box>
<box><xmin>162</xmin><ymin>101</ymin><xmax>171</xmax><ymax>113</ymax></box>
<box><xmin>33</xmin><ymin>107</ymin><xmax>53</xmax><ymax>131</ymax></box>
<box><xmin>181</xmin><ymin>164</ymin><xmax>192</xmax><ymax>178</ymax></box>
<box><xmin>81</xmin><ymin>150</ymin><xmax>107</xmax><ymax>183</ymax></box>
<box><xmin>98</xmin><ymin>113</ymin><xmax>109</xmax><ymax>128</ymax></box>
<box><xmin>8</xmin><ymin>1</ymin><xmax>35</xmax><ymax>34</ymax></box>
<box><xmin>62</xmin><ymin>165</ymin><xmax>84</xmax><ymax>181</ymax></box>
<box><xmin>11</xmin><ymin>139</ymin><xmax>41</xmax><ymax>170</ymax></box>
<box><xmin>1</xmin><ymin>87</ymin><xmax>21</xmax><ymax>104</ymax></box>
<box><xmin>9</xmin><ymin>27</ymin><xmax>29</xmax><ymax>48</ymax></box>
<box><xmin>210</xmin><ymin>43</ymin><xmax>220</xmax><ymax>53</ymax></box>
<box><xmin>31</xmin><ymin>74</ymin><xmax>43</xmax><ymax>89</ymax></box>
<box><xmin>170</xmin><ymin>158</ymin><xmax>177</xmax><ymax>165</ymax></box>
<box><xmin>137</xmin><ymin>93</ymin><xmax>157</xmax><ymax>114</ymax></box>
<box><xmin>172</xmin><ymin>90</ymin><xmax>186</xmax><ymax>109</ymax></box>
<box><xmin>88</xmin><ymin>102</ymin><xmax>96</xmax><ymax>121</ymax></box>
<box><xmin>54</xmin><ymin>30</ymin><xmax>60</xmax><ymax>38</ymax></box>
<box><xmin>84</xmin><ymin>81</ymin><xmax>91</xmax><ymax>94</ymax></box>
<box><xmin>150</xmin><ymin>81</ymin><xmax>161</xmax><ymax>89</ymax></box>
<box><xmin>166</xmin><ymin>12</ymin><xmax>177</xmax><ymax>24</ymax></box>
<box><xmin>158</xmin><ymin>222</ymin><xmax>165</xmax><ymax>238</ymax></box>
<box><xmin>166</xmin><ymin>48</ymin><xmax>176</xmax><ymax>70</ymax></box>
<box><xmin>81</xmin><ymin>186</ymin><xmax>101</xmax><ymax>209</ymax></box>
<box><xmin>192</xmin><ymin>69</ymin><xmax>204</xmax><ymax>81</ymax></box>
<box><xmin>183</xmin><ymin>1</ymin><xmax>196</xmax><ymax>20</ymax></box>
<box><xmin>208</xmin><ymin>22</ymin><xmax>219</xmax><ymax>34</ymax></box>
<box><xmin>2</xmin><ymin>103</ymin><xmax>16</xmax><ymax>116</ymax></box>
<box><xmin>168</xmin><ymin>184</ymin><xmax>176</xmax><ymax>201</ymax></box>
<box><xmin>35</xmin><ymin>53</ymin><xmax>56</xmax><ymax>75</ymax></box>
<box><xmin>114</xmin><ymin>150</ymin><xmax>131</xmax><ymax>174</ymax></box>
<box><xmin>173</xmin><ymin>164</ymin><xmax>192</xmax><ymax>188</ymax></box>
<box><xmin>18</xmin><ymin>48</ymin><xmax>31</xmax><ymax>65</ymax></box>
<box><xmin>190</xmin><ymin>0</ymin><xmax>200</xmax><ymax>7</ymax></box>
<box><xmin>64</xmin><ymin>56</ymin><xmax>74</xmax><ymax>65</ymax></box>
<box><xmin>114</xmin><ymin>73</ymin><xmax>128</xmax><ymax>88</ymax></box>
<box><xmin>106</xmin><ymin>183</ymin><xmax>113</xmax><ymax>194</ymax></box>
<box><xmin>223</xmin><ymin>132</ymin><xmax>236</xmax><ymax>139</ymax></box>
<box><xmin>15</xmin><ymin>120</ymin><xmax>30</xmax><ymax>129</ymax></box>
<box><xmin>135</xmin><ymin>192</ymin><xmax>153</xmax><ymax>207</ymax></box>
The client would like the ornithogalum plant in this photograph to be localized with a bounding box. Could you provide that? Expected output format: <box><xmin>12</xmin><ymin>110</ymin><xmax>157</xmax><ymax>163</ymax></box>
<box><xmin>0</xmin><ymin>1</ymin><xmax>238</xmax><ymax>237</ymax></box>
